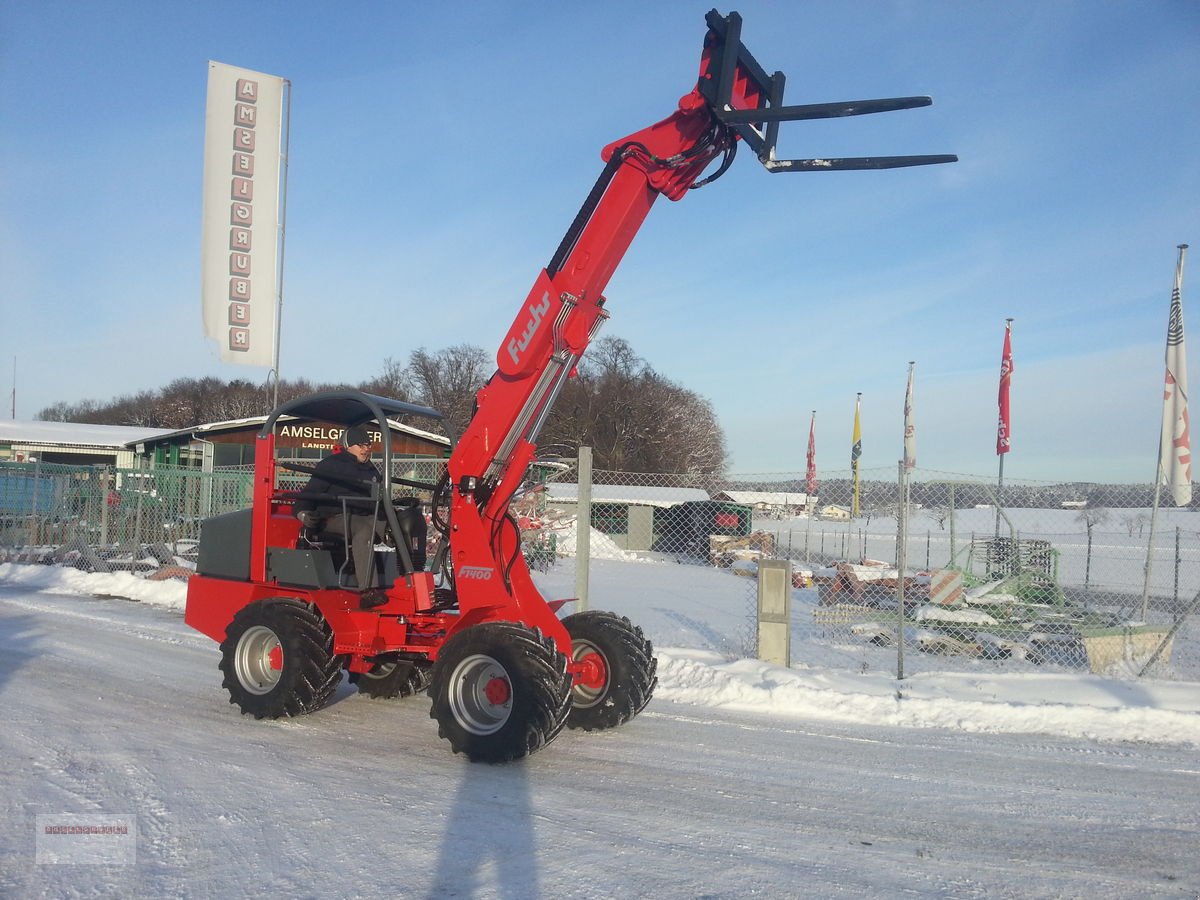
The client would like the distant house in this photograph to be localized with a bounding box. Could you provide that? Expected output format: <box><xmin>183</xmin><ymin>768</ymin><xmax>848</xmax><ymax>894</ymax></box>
<box><xmin>543</xmin><ymin>483</ymin><xmax>711</xmax><ymax>551</ymax></box>
<box><xmin>135</xmin><ymin>414</ymin><xmax>450</xmax><ymax>471</ymax></box>
<box><xmin>0</xmin><ymin>420</ymin><xmax>172</xmax><ymax>468</ymax></box>
<box><xmin>819</xmin><ymin>504</ymin><xmax>851</xmax><ymax>521</ymax></box>
<box><xmin>0</xmin><ymin>413</ymin><xmax>450</xmax><ymax>475</ymax></box>
<box><xmin>714</xmin><ymin>490</ymin><xmax>808</xmax><ymax>517</ymax></box>
<box><xmin>1061</xmin><ymin>500</ymin><xmax>1087</xmax><ymax>509</ymax></box>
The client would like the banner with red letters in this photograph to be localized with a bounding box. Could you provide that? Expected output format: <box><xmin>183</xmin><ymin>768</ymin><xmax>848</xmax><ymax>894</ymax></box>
<box><xmin>200</xmin><ymin>61</ymin><xmax>285</xmax><ymax>367</ymax></box>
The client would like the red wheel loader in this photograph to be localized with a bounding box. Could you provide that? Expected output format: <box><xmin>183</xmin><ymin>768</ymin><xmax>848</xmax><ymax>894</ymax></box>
<box><xmin>185</xmin><ymin>9</ymin><xmax>954</xmax><ymax>762</ymax></box>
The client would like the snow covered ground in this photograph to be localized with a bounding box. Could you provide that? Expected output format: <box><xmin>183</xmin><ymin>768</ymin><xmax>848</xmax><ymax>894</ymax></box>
<box><xmin>2</xmin><ymin>559</ymin><xmax>1199</xmax><ymax>897</ymax></box>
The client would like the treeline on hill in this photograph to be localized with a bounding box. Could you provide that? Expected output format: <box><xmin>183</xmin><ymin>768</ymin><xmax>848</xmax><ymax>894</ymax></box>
<box><xmin>36</xmin><ymin>337</ymin><xmax>728</xmax><ymax>475</ymax></box>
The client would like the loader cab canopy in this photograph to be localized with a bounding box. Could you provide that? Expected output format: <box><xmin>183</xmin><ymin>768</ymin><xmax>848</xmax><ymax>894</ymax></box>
<box><xmin>261</xmin><ymin>390</ymin><xmax>446</xmax><ymax>472</ymax></box>
<box><xmin>262</xmin><ymin>391</ymin><xmax>443</xmax><ymax>437</ymax></box>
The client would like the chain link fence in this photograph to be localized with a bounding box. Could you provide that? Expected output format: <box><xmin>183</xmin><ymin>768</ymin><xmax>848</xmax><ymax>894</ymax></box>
<box><xmin>2</xmin><ymin>458</ymin><xmax>1197</xmax><ymax>682</ymax></box>
<box><xmin>529</xmin><ymin>464</ymin><xmax>1200</xmax><ymax>682</ymax></box>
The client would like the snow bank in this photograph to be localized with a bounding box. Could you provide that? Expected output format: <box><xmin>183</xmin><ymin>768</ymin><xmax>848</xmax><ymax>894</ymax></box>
<box><xmin>549</xmin><ymin>519</ymin><xmax>641</xmax><ymax>562</ymax></box>
<box><xmin>3</xmin><ymin>560</ymin><xmax>1199</xmax><ymax>748</ymax></box>
<box><xmin>0</xmin><ymin>562</ymin><xmax>186</xmax><ymax>610</ymax></box>
<box><xmin>914</xmin><ymin>605</ymin><xmax>999</xmax><ymax>626</ymax></box>
<box><xmin>656</xmin><ymin>649</ymin><xmax>1200</xmax><ymax>747</ymax></box>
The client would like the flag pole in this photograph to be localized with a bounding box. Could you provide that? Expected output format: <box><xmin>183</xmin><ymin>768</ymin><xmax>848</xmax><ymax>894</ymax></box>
<box><xmin>1141</xmin><ymin>447</ymin><xmax>1166</xmax><ymax>622</ymax></box>
<box><xmin>995</xmin><ymin>456</ymin><xmax>1005</xmax><ymax>539</ymax></box>
<box><xmin>896</xmin><ymin>460</ymin><xmax>908</xmax><ymax>679</ymax></box>
<box><xmin>1141</xmin><ymin>243</ymin><xmax>1191</xmax><ymax>621</ymax></box>
<box><xmin>267</xmin><ymin>78</ymin><xmax>292</xmax><ymax>411</ymax></box>
<box><xmin>805</xmin><ymin>410</ymin><xmax>816</xmax><ymax>563</ymax></box>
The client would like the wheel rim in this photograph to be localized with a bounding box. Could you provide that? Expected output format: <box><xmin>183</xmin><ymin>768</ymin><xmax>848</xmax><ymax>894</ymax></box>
<box><xmin>363</xmin><ymin>661</ymin><xmax>397</xmax><ymax>681</ymax></box>
<box><xmin>448</xmin><ymin>654</ymin><xmax>512</xmax><ymax>735</ymax></box>
<box><xmin>235</xmin><ymin>625</ymin><xmax>283</xmax><ymax>695</ymax></box>
<box><xmin>571</xmin><ymin>639</ymin><xmax>609</xmax><ymax>708</ymax></box>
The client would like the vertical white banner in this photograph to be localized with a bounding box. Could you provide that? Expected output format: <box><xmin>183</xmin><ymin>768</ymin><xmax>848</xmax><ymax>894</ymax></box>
<box><xmin>201</xmin><ymin>61</ymin><xmax>284</xmax><ymax>367</ymax></box>
<box><xmin>1160</xmin><ymin>244</ymin><xmax>1191</xmax><ymax>506</ymax></box>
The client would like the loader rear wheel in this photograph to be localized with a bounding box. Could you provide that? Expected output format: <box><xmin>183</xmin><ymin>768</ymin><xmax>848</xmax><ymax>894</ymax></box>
<box><xmin>349</xmin><ymin>658</ymin><xmax>431</xmax><ymax>700</ymax></box>
<box><xmin>429</xmin><ymin>622</ymin><xmax>571</xmax><ymax>763</ymax></box>
<box><xmin>219</xmin><ymin>598</ymin><xmax>342</xmax><ymax>719</ymax></box>
<box><xmin>563</xmin><ymin>611</ymin><xmax>657</xmax><ymax>731</ymax></box>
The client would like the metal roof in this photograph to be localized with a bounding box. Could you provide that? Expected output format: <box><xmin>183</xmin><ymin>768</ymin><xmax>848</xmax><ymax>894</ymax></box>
<box><xmin>544</xmin><ymin>483</ymin><xmax>709</xmax><ymax>508</ymax></box>
<box><xmin>0</xmin><ymin>420</ymin><xmax>173</xmax><ymax>449</ymax></box>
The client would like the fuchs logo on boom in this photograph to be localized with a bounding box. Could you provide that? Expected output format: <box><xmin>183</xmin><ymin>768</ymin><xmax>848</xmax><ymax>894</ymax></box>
<box><xmin>506</xmin><ymin>292</ymin><xmax>552</xmax><ymax>367</ymax></box>
<box><xmin>459</xmin><ymin>565</ymin><xmax>493</xmax><ymax>581</ymax></box>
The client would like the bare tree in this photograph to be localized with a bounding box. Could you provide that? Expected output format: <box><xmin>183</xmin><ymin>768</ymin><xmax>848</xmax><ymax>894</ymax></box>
<box><xmin>540</xmin><ymin>336</ymin><xmax>728</xmax><ymax>475</ymax></box>
<box><xmin>407</xmin><ymin>344</ymin><xmax>491</xmax><ymax>443</ymax></box>
<box><xmin>359</xmin><ymin>357</ymin><xmax>414</xmax><ymax>401</ymax></box>
<box><xmin>31</xmin><ymin>336</ymin><xmax>729</xmax><ymax>476</ymax></box>
<box><xmin>1121</xmin><ymin>512</ymin><xmax>1150</xmax><ymax>537</ymax></box>
<box><xmin>1076</xmin><ymin>507</ymin><xmax>1111</xmax><ymax>534</ymax></box>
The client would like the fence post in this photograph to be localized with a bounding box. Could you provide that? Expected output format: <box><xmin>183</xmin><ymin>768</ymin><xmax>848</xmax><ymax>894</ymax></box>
<box><xmin>1085</xmin><ymin>524</ymin><xmax>1093</xmax><ymax>593</ymax></box>
<box><xmin>99</xmin><ymin>469</ymin><xmax>110</xmax><ymax>547</ymax></box>
<box><xmin>29</xmin><ymin>461</ymin><xmax>41</xmax><ymax>546</ymax></box>
<box><xmin>574</xmin><ymin>446</ymin><xmax>592</xmax><ymax>612</ymax></box>
<box><xmin>134</xmin><ymin>486</ymin><xmax>145</xmax><ymax>552</ymax></box>
<box><xmin>948</xmin><ymin>483</ymin><xmax>956</xmax><ymax>568</ymax></box>
<box><xmin>1175</xmin><ymin>526</ymin><xmax>1181</xmax><ymax>608</ymax></box>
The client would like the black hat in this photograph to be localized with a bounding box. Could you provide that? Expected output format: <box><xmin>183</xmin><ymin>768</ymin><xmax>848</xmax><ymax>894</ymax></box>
<box><xmin>343</xmin><ymin>426</ymin><xmax>371</xmax><ymax>448</ymax></box>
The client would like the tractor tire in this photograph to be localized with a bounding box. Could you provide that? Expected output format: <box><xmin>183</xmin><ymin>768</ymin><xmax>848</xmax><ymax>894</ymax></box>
<box><xmin>349</xmin><ymin>659</ymin><xmax>431</xmax><ymax>700</ymax></box>
<box><xmin>428</xmin><ymin>622</ymin><xmax>572</xmax><ymax>763</ymax></box>
<box><xmin>562</xmin><ymin>611</ymin><xmax>657</xmax><ymax>732</ymax></box>
<box><xmin>218</xmin><ymin>598</ymin><xmax>342</xmax><ymax>719</ymax></box>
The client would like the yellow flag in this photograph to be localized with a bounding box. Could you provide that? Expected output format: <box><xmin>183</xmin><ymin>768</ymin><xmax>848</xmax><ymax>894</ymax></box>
<box><xmin>851</xmin><ymin>393</ymin><xmax>862</xmax><ymax>517</ymax></box>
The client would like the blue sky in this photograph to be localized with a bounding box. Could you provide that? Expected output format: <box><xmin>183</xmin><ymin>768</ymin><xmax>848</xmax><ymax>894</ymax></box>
<box><xmin>1</xmin><ymin>1</ymin><xmax>1197</xmax><ymax>482</ymax></box>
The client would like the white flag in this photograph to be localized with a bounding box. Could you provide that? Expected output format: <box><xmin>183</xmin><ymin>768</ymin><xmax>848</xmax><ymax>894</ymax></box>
<box><xmin>1160</xmin><ymin>244</ymin><xmax>1192</xmax><ymax>506</ymax></box>
<box><xmin>903</xmin><ymin>362</ymin><xmax>916</xmax><ymax>470</ymax></box>
<box><xmin>201</xmin><ymin>61</ymin><xmax>286</xmax><ymax>367</ymax></box>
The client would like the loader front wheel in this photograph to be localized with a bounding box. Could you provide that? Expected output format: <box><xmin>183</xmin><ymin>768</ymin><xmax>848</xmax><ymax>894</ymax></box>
<box><xmin>349</xmin><ymin>658</ymin><xmax>431</xmax><ymax>700</ymax></box>
<box><xmin>429</xmin><ymin>622</ymin><xmax>571</xmax><ymax>763</ymax></box>
<box><xmin>219</xmin><ymin>598</ymin><xmax>342</xmax><ymax>719</ymax></box>
<box><xmin>563</xmin><ymin>611</ymin><xmax>657</xmax><ymax>731</ymax></box>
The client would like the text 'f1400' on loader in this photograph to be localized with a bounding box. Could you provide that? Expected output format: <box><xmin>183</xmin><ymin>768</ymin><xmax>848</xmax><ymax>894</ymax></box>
<box><xmin>184</xmin><ymin>9</ymin><xmax>955</xmax><ymax>762</ymax></box>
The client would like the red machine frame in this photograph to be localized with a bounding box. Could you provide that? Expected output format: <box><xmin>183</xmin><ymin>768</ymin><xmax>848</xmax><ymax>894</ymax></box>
<box><xmin>187</xmin><ymin>8</ymin><xmax>953</xmax><ymax>722</ymax></box>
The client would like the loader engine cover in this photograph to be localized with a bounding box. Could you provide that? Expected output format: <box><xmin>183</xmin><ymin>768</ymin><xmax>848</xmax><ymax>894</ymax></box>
<box><xmin>195</xmin><ymin>508</ymin><xmax>252</xmax><ymax>581</ymax></box>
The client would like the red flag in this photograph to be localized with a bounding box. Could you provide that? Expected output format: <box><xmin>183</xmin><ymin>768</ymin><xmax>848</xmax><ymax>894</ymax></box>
<box><xmin>997</xmin><ymin>321</ymin><xmax>1014</xmax><ymax>455</ymax></box>
<box><xmin>903</xmin><ymin>362</ymin><xmax>916</xmax><ymax>470</ymax></box>
<box><xmin>805</xmin><ymin>411</ymin><xmax>817</xmax><ymax>495</ymax></box>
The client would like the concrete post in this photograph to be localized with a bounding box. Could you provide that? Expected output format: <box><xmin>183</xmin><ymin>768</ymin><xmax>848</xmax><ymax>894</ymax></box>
<box><xmin>575</xmin><ymin>446</ymin><xmax>592</xmax><ymax>612</ymax></box>
<box><xmin>756</xmin><ymin>558</ymin><xmax>792</xmax><ymax>667</ymax></box>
